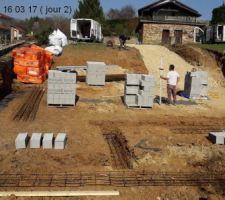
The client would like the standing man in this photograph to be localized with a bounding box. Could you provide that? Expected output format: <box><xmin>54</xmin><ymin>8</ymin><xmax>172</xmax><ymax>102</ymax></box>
<box><xmin>160</xmin><ymin>64</ymin><xmax>180</xmax><ymax>105</ymax></box>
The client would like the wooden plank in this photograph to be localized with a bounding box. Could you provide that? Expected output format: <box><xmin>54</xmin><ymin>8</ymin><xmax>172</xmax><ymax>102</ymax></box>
<box><xmin>0</xmin><ymin>191</ymin><xmax>120</xmax><ymax>197</ymax></box>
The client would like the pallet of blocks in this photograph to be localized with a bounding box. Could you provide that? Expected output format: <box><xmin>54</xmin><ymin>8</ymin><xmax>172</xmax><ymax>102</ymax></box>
<box><xmin>86</xmin><ymin>61</ymin><xmax>106</xmax><ymax>86</ymax></box>
<box><xmin>124</xmin><ymin>74</ymin><xmax>155</xmax><ymax>108</ymax></box>
<box><xmin>184</xmin><ymin>71</ymin><xmax>208</xmax><ymax>99</ymax></box>
<box><xmin>48</xmin><ymin>70</ymin><xmax>76</xmax><ymax>107</ymax></box>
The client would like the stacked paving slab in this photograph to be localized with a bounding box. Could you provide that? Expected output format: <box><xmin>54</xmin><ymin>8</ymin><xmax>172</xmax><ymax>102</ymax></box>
<box><xmin>124</xmin><ymin>74</ymin><xmax>155</xmax><ymax>108</ymax></box>
<box><xmin>86</xmin><ymin>61</ymin><xmax>106</xmax><ymax>86</ymax></box>
<box><xmin>184</xmin><ymin>71</ymin><xmax>208</xmax><ymax>99</ymax></box>
<box><xmin>48</xmin><ymin>70</ymin><xmax>76</xmax><ymax>106</ymax></box>
<box><xmin>209</xmin><ymin>132</ymin><xmax>225</xmax><ymax>145</ymax></box>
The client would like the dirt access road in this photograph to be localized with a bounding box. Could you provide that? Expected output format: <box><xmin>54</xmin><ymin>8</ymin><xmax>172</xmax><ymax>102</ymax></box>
<box><xmin>0</xmin><ymin>44</ymin><xmax>224</xmax><ymax>199</ymax></box>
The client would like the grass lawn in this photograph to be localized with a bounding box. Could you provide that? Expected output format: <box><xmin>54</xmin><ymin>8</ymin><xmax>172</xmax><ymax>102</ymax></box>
<box><xmin>53</xmin><ymin>43</ymin><xmax>148</xmax><ymax>73</ymax></box>
<box><xmin>190</xmin><ymin>43</ymin><xmax>225</xmax><ymax>54</ymax></box>
<box><xmin>69</xmin><ymin>42</ymin><xmax>107</xmax><ymax>50</ymax></box>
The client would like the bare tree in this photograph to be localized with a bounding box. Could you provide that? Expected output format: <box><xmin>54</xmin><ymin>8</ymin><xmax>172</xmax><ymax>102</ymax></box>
<box><xmin>107</xmin><ymin>8</ymin><xmax>120</xmax><ymax>19</ymax></box>
<box><xmin>107</xmin><ymin>5</ymin><xmax>136</xmax><ymax>20</ymax></box>
<box><xmin>51</xmin><ymin>15</ymin><xmax>70</xmax><ymax>37</ymax></box>
<box><xmin>119</xmin><ymin>5</ymin><xmax>136</xmax><ymax>19</ymax></box>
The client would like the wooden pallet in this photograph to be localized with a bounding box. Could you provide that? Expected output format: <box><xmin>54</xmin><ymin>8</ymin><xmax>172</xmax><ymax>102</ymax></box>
<box><xmin>48</xmin><ymin>104</ymin><xmax>75</xmax><ymax>108</ymax></box>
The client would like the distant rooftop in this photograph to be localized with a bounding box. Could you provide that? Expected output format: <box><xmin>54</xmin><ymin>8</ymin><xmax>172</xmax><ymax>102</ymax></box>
<box><xmin>0</xmin><ymin>13</ymin><xmax>13</xmax><ymax>20</ymax></box>
<box><xmin>138</xmin><ymin>0</ymin><xmax>201</xmax><ymax>17</ymax></box>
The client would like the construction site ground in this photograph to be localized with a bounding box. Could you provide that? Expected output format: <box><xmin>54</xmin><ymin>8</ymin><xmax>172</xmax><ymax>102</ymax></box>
<box><xmin>0</xmin><ymin>44</ymin><xmax>225</xmax><ymax>200</ymax></box>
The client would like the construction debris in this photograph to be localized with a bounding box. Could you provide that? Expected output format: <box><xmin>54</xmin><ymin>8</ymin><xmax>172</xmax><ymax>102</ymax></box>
<box><xmin>15</xmin><ymin>133</ymin><xmax>29</xmax><ymax>149</ymax></box>
<box><xmin>209</xmin><ymin>131</ymin><xmax>225</xmax><ymax>144</ymax></box>
<box><xmin>13</xmin><ymin>87</ymin><xmax>45</xmax><ymax>121</ymax></box>
<box><xmin>47</xmin><ymin>70</ymin><xmax>76</xmax><ymax>107</ymax></box>
<box><xmin>184</xmin><ymin>71</ymin><xmax>208</xmax><ymax>99</ymax></box>
<box><xmin>124</xmin><ymin>74</ymin><xmax>155</xmax><ymax>108</ymax></box>
<box><xmin>103</xmin><ymin>131</ymin><xmax>134</xmax><ymax>169</ymax></box>
<box><xmin>86</xmin><ymin>61</ymin><xmax>106</xmax><ymax>86</ymax></box>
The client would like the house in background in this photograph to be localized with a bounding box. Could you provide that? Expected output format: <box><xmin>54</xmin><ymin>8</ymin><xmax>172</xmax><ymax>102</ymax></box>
<box><xmin>0</xmin><ymin>13</ymin><xmax>24</xmax><ymax>45</ymax></box>
<box><xmin>0</xmin><ymin>13</ymin><xmax>12</xmax><ymax>45</ymax></box>
<box><xmin>137</xmin><ymin>0</ymin><xmax>206</xmax><ymax>45</ymax></box>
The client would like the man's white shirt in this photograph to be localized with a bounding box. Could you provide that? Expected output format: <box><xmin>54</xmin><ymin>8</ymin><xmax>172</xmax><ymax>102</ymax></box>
<box><xmin>167</xmin><ymin>71</ymin><xmax>180</xmax><ymax>86</ymax></box>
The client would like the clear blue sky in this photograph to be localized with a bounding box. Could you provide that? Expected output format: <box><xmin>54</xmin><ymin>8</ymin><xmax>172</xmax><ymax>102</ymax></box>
<box><xmin>0</xmin><ymin>0</ymin><xmax>223</xmax><ymax>20</ymax></box>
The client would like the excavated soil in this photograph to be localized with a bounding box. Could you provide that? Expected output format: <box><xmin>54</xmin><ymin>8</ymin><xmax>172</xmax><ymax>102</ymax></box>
<box><xmin>0</xmin><ymin>44</ymin><xmax>225</xmax><ymax>199</ymax></box>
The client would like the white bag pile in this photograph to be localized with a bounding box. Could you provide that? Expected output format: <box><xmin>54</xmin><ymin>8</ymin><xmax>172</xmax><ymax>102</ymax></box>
<box><xmin>46</xmin><ymin>29</ymin><xmax>68</xmax><ymax>56</ymax></box>
<box><xmin>45</xmin><ymin>46</ymin><xmax>63</xmax><ymax>56</ymax></box>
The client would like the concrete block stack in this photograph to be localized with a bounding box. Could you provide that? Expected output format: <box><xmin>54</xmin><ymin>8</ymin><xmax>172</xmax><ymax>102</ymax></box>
<box><xmin>209</xmin><ymin>132</ymin><xmax>225</xmax><ymax>145</ymax></box>
<box><xmin>48</xmin><ymin>70</ymin><xmax>76</xmax><ymax>106</ymax></box>
<box><xmin>124</xmin><ymin>74</ymin><xmax>155</xmax><ymax>108</ymax></box>
<box><xmin>86</xmin><ymin>61</ymin><xmax>106</xmax><ymax>86</ymax></box>
<box><xmin>184</xmin><ymin>71</ymin><xmax>208</xmax><ymax>99</ymax></box>
<box><xmin>15</xmin><ymin>133</ymin><xmax>29</xmax><ymax>149</ymax></box>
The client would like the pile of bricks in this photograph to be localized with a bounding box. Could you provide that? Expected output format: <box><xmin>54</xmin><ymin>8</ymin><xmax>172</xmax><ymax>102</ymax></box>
<box><xmin>12</xmin><ymin>44</ymin><xmax>53</xmax><ymax>84</ymax></box>
<box><xmin>15</xmin><ymin>133</ymin><xmax>67</xmax><ymax>150</ymax></box>
<box><xmin>124</xmin><ymin>74</ymin><xmax>155</xmax><ymax>108</ymax></box>
<box><xmin>86</xmin><ymin>61</ymin><xmax>106</xmax><ymax>86</ymax></box>
<box><xmin>48</xmin><ymin>70</ymin><xmax>76</xmax><ymax>106</ymax></box>
<box><xmin>184</xmin><ymin>71</ymin><xmax>208</xmax><ymax>99</ymax></box>
<box><xmin>209</xmin><ymin>132</ymin><xmax>225</xmax><ymax>145</ymax></box>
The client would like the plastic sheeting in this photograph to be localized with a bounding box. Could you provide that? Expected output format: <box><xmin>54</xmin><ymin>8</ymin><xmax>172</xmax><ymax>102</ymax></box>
<box><xmin>45</xmin><ymin>46</ymin><xmax>63</xmax><ymax>56</ymax></box>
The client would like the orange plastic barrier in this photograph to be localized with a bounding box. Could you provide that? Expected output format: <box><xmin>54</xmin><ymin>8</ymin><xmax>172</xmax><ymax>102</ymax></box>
<box><xmin>13</xmin><ymin>45</ymin><xmax>53</xmax><ymax>84</ymax></box>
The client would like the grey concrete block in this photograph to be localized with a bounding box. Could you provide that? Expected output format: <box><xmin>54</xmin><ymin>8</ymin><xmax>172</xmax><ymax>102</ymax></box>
<box><xmin>43</xmin><ymin>133</ymin><xmax>54</xmax><ymax>149</ymax></box>
<box><xmin>184</xmin><ymin>71</ymin><xmax>208</xmax><ymax>99</ymax></box>
<box><xmin>30</xmin><ymin>133</ymin><xmax>42</xmax><ymax>149</ymax></box>
<box><xmin>48</xmin><ymin>70</ymin><xmax>76</xmax><ymax>84</ymax></box>
<box><xmin>139</xmin><ymin>90</ymin><xmax>155</xmax><ymax>97</ymax></box>
<box><xmin>140</xmin><ymin>80</ymin><xmax>155</xmax><ymax>87</ymax></box>
<box><xmin>124</xmin><ymin>95</ymin><xmax>138</xmax><ymax>106</ymax></box>
<box><xmin>55</xmin><ymin>133</ymin><xmax>67</xmax><ymax>149</ymax></box>
<box><xmin>141</xmin><ymin>75</ymin><xmax>155</xmax><ymax>81</ymax></box>
<box><xmin>125</xmin><ymin>86</ymin><xmax>140</xmax><ymax>95</ymax></box>
<box><xmin>126</xmin><ymin>74</ymin><xmax>141</xmax><ymax>85</ymax></box>
<box><xmin>87</xmin><ymin>61</ymin><xmax>106</xmax><ymax>72</ymax></box>
<box><xmin>15</xmin><ymin>133</ymin><xmax>29</xmax><ymax>149</ymax></box>
<box><xmin>86</xmin><ymin>73</ymin><xmax>106</xmax><ymax>86</ymax></box>
<box><xmin>48</xmin><ymin>72</ymin><xmax>76</xmax><ymax>105</ymax></box>
<box><xmin>136</xmin><ymin>94</ymin><xmax>154</xmax><ymax>108</ymax></box>
<box><xmin>209</xmin><ymin>132</ymin><xmax>225</xmax><ymax>144</ymax></box>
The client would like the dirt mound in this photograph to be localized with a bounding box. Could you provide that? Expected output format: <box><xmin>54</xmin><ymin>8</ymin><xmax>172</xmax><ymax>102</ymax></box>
<box><xmin>170</xmin><ymin>45</ymin><xmax>225</xmax><ymax>87</ymax></box>
<box><xmin>129</xmin><ymin>44</ymin><xmax>203</xmax><ymax>98</ymax></box>
<box><xmin>53</xmin><ymin>44</ymin><xmax>148</xmax><ymax>74</ymax></box>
